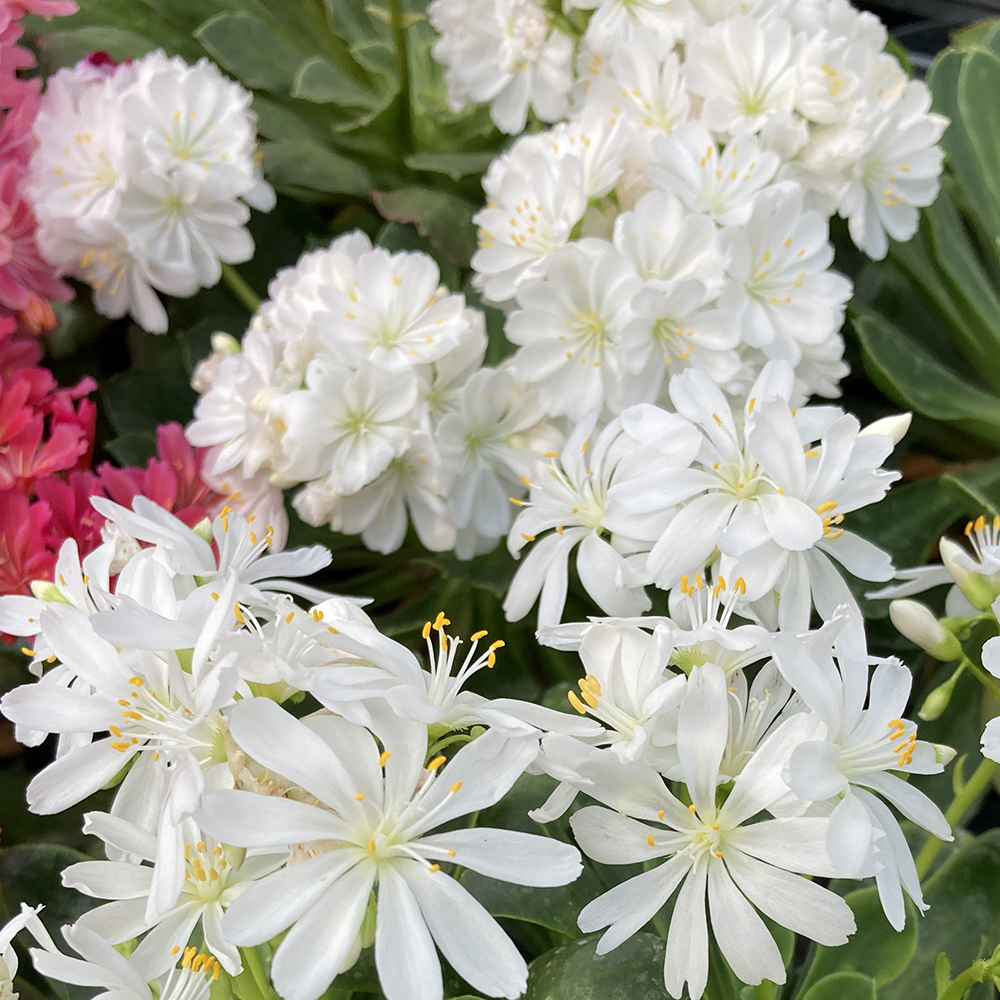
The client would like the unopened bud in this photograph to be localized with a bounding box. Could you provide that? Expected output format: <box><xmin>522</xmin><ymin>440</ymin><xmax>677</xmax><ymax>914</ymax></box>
<box><xmin>859</xmin><ymin>412</ymin><xmax>912</xmax><ymax>445</ymax></box>
<box><xmin>28</xmin><ymin>580</ymin><xmax>71</xmax><ymax>604</ymax></box>
<box><xmin>940</xmin><ymin>537</ymin><xmax>999</xmax><ymax>611</ymax></box>
<box><xmin>192</xmin><ymin>517</ymin><xmax>214</xmax><ymax>542</ymax></box>
<box><xmin>933</xmin><ymin>743</ymin><xmax>957</xmax><ymax>767</ymax></box>
<box><xmin>918</xmin><ymin>665</ymin><xmax>963</xmax><ymax>721</ymax></box>
<box><xmin>890</xmin><ymin>599</ymin><xmax>962</xmax><ymax>660</ymax></box>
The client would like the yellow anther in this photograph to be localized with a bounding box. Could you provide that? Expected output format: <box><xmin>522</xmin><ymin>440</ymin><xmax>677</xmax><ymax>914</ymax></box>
<box><xmin>129</xmin><ymin>676</ymin><xmax>145</xmax><ymax>686</ymax></box>
<box><xmin>449</xmin><ymin>781</ymin><xmax>463</xmax><ymax>793</ymax></box>
<box><xmin>521</xmin><ymin>533</ymin><xmax>536</xmax><ymax>542</ymax></box>
<box><xmin>509</xmin><ymin>497</ymin><xmax>525</xmax><ymax>506</ymax></box>
<box><xmin>748</xmin><ymin>397</ymin><xmax>756</xmax><ymax>414</ymax></box>
<box><xmin>520</xmin><ymin>474</ymin><xmax>531</xmax><ymax>487</ymax></box>
<box><xmin>327</xmin><ymin>626</ymin><xmax>339</xmax><ymax>635</ymax></box>
<box><xmin>580</xmin><ymin>689</ymin><xmax>599</xmax><ymax>710</ymax></box>
<box><xmin>487</xmin><ymin>652</ymin><xmax>497</xmax><ymax>668</ymax></box>
<box><xmin>647</xmin><ymin>834</ymin><xmax>656</xmax><ymax>847</ymax></box>
<box><xmin>568</xmin><ymin>691</ymin><xmax>588</xmax><ymax>714</ymax></box>
<box><xmin>122</xmin><ymin>710</ymin><xmax>143</xmax><ymax>720</ymax></box>
<box><xmin>210</xmin><ymin>592</ymin><xmax>219</xmax><ymax>602</ymax></box>
<box><xmin>471</xmin><ymin>630</ymin><xmax>488</xmax><ymax>641</ymax></box>
<box><xmin>428</xmin><ymin>756</ymin><xmax>447</xmax><ymax>771</ymax></box>
<box><xmin>422</xmin><ymin>621</ymin><xmax>432</xmax><ymax>639</ymax></box>
<box><xmin>688</xmin><ymin>804</ymin><xmax>697</xmax><ymax>813</ymax></box>
<box><xmin>285</xmin><ymin>612</ymin><xmax>295</xmax><ymax>624</ymax></box>
<box><xmin>312</xmin><ymin>608</ymin><xmax>324</xmax><ymax>622</ymax></box>
<box><xmin>734</xmin><ymin>578</ymin><xmax>746</xmax><ymax>595</ymax></box>
<box><xmin>816</xmin><ymin>500</ymin><xmax>837</xmax><ymax>514</ymax></box>
<box><xmin>20</xmin><ymin>647</ymin><xmax>34</xmax><ymax>657</ymax></box>
<box><xmin>368</xmin><ymin>839</ymin><xmax>377</xmax><ymax>853</ymax></box>
<box><xmin>804</xmin><ymin>449</ymin><xmax>819</xmax><ymax>458</ymax></box>
<box><xmin>976</xmin><ymin>515</ymin><xmax>987</xmax><ymax>532</ymax></box>
<box><xmin>489</xmin><ymin>640</ymin><xmax>505</xmax><ymax>651</ymax></box>
<box><xmin>581</xmin><ymin>440</ymin><xmax>589</xmax><ymax>454</ymax></box>
<box><xmin>171</xmin><ymin>946</ymin><xmax>181</xmax><ymax>957</ymax></box>
<box><xmin>712</xmin><ymin>413</ymin><xmax>722</xmax><ymax>426</ymax></box>
<box><xmin>428</xmin><ymin>864</ymin><xmax>441</xmax><ymax>873</ymax></box>
<box><xmin>355</xmin><ymin>792</ymin><xmax>366</xmax><ymax>801</ymax></box>
<box><xmin>714</xmin><ymin>850</ymin><xmax>724</xmax><ymax>858</ymax></box>
<box><xmin>713</xmin><ymin>823</ymin><xmax>720</xmax><ymax>830</ymax></box>
<box><xmin>433</xmin><ymin>611</ymin><xmax>450</xmax><ymax>629</ymax></box>
<box><xmin>379</xmin><ymin>750</ymin><xmax>392</xmax><ymax>767</ymax></box>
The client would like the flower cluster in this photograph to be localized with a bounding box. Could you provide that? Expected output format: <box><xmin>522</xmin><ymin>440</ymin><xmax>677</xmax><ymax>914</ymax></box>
<box><xmin>433</xmin><ymin>0</ymin><xmax>947</xmax><ymax>261</ymax></box>
<box><xmin>0</xmin><ymin>495</ymin><xmax>588</xmax><ymax>1000</ymax></box>
<box><xmin>0</xmin><ymin>491</ymin><xmax>958</xmax><ymax>1000</ymax></box>
<box><xmin>0</xmin><ymin>0</ymin><xmax>76</xmax><ymax>333</ymax></box>
<box><xmin>27</xmin><ymin>48</ymin><xmax>275</xmax><ymax>333</ymax></box>
<box><xmin>187</xmin><ymin>231</ymin><xmax>560</xmax><ymax>558</ymax></box>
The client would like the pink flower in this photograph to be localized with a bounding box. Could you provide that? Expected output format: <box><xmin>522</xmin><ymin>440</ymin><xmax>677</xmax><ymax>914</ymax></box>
<box><xmin>0</xmin><ymin>79</ymin><xmax>37</xmax><ymax>168</ymax></box>
<box><xmin>0</xmin><ymin>486</ymin><xmax>53</xmax><ymax>595</ymax></box>
<box><xmin>96</xmin><ymin>422</ymin><xmax>226</xmax><ymax>528</ymax></box>
<box><xmin>2</xmin><ymin>1</ymin><xmax>78</xmax><ymax>18</ymax></box>
<box><xmin>0</xmin><ymin>160</ymin><xmax>72</xmax><ymax>331</ymax></box>
<box><xmin>34</xmin><ymin>468</ymin><xmax>102</xmax><ymax>554</ymax></box>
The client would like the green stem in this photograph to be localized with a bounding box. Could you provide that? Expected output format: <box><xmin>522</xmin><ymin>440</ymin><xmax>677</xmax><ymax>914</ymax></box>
<box><xmin>388</xmin><ymin>0</ymin><xmax>412</xmax><ymax>153</ymax></box>
<box><xmin>960</xmin><ymin>654</ymin><xmax>1000</xmax><ymax>705</ymax></box>
<box><xmin>242</xmin><ymin>946</ymin><xmax>279</xmax><ymax>1000</ymax></box>
<box><xmin>939</xmin><ymin>963</ymin><xmax>989</xmax><ymax>1000</ymax></box>
<box><xmin>221</xmin><ymin>262</ymin><xmax>262</xmax><ymax>314</ymax></box>
<box><xmin>755</xmin><ymin>982</ymin><xmax>777</xmax><ymax>1000</ymax></box>
<box><xmin>915</xmin><ymin>756</ymin><xmax>999</xmax><ymax>879</ymax></box>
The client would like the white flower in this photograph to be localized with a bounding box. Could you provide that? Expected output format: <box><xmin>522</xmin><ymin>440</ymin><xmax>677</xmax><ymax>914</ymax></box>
<box><xmin>569</xmin><ymin>663</ymin><xmax>855</xmax><ymax>999</ymax></box>
<box><xmin>332</xmin><ymin>432</ymin><xmax>456</xmax><ymax>555</ymax></box>
<box><xmin>609</xmin><ymin>362</ymin><xmax>900</xmax><ymax>629</ymax></box>
<box><xmin>506</xmin><ymin>240</ymin><xmax>640</xmax><ymax>419</ymax></box>
<box><xmin>121</xmin><ymin>50</ymin><xmax>274</xmax><ymax>211</ymax></box>
<box><xmin>570</xmin><ymin>0</ymin><xmax>690</xmax><ymax>52</ymax></box>
<box><xmin>274</xmin><ymin>360</ymin><xmax>419</xmax><ymax>495</ymax></box>
<box><xmin>684</xmin><ymin>16</ymin><xmax>799</xmax><ymax>135</ymax></box>
<box><xmin>472</xmin><ymin>139</ymin><xmax>588</xmax><ymax>304</ymax></box>
<box><xmin>647</xmin><ymin>125</ymin><xmax>780</xmax><ymax>226</ymax></box>
<box><xmin>436</xmin><ymin>367</ymin><xmax>549</xmax><ymax>556</ymax></box>
<box><xmin>838</xmin><ymin>80</ymin><xmax>947</xmax><ymax>260</ymax></box>
<box><xmin>0</xmin><ymin>904</ymin><xmax>46</xmax><ymax>999</ymax></box>
<box><xmin>197</xmin><ymin>698</ymin><xmax>582</xmax><ymax>1000</ymax></box>
<box><xmin>64</xmin><ymin>812</ymin><xmax>285</xmax><ymax>977</ymax></box>
<box><xmin>318</xmin><ymin>247</ymin><xmax>476</xmax><ymax>372</ymax></box>
<box><xmin>504</xmin><ymin>409</ymin><xmax>694</xmax><ymax>627</ymax></box>
<box><xmin>117</xmin><ymin>160</ymin><xmax>254</xmax><ymax>289</ymax></box>
<box><xmin>0</xmin><ymin>593</ymin><xmax>238</xmax><ymax>814</ymax></box>
<box><xmin>771</xmin><ymin>608</ymin><xmax>953</xmax><ymax>929</ymax></box>
<box><xmin>719</xmin><ymin>182</ymin><xmax>852</xmax><ymax>364</ymax></box>
<box><xmin>428</xmin><ymin>0</ymin><xmax>574</xmax><ymax>134</ymax></box>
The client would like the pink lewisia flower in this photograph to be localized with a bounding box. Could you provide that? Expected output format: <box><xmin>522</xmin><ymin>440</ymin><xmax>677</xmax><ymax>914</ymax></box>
<box><xmin>96</xmin><ymin>422</ymin><xmax>227</xmax><ymax>528</ymax></box>
<box><xmin>0</xmin><ymin>487</ymin><xmax>53</xmax><ymax>594</ymax></box>
<box><xmin>3</xmin><ymin>1</ymin><xmax>79</xmax><ymax>17</ymax></box>
<box><xmin>34</xmin><ymin>468</ymin><xmax>103</xmax><ymax>554</ymax></box>
<box><xmin>0</xmin><ymin>161</ymin><xmax>72</xmax><ymax>332</ymax></box>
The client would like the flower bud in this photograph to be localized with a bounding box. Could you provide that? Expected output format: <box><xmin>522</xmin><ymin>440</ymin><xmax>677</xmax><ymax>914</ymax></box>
<box><xmin>859</xmin><ymin>412</ymin><xmax>912</xmax><ymax>445</ymax></box>
<box><xmin>941</xmin><ymin>537</ymin><xmax>1000</xmax><ymax>611</ymax></box>
<box><xmin>918</xmin><ymin>665</ymin><xmax>963</xmax><ymax>721</ymax></box>
<box><xmin>28</xmin><ymin>580</ymin><xmax>70</xmax><ymax>604</ymax></box>
<box><xmin>889</xmin><ymin>599</ymin><xmax>962</xmax><ymax>660</ymax></box>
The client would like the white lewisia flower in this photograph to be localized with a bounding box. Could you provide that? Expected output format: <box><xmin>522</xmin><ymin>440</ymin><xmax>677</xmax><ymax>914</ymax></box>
<box><xmin>719</xmin><ymin>183</ymin><xmax>852</xmax><ymax>365</ymax></box>
<box><xmin>472</xmin><ymin>141</ymin><xmax>588</xmax><ymax>304</ymax></box>
<box><xmin>332</xmin><ymin>433</ymin><xmax>456</xmax><ymax>555</ymax></box>
<box><xmin>30</xmin><ymin>919</ymin><xmax>223</xmax><ymax>1000</ymax></box>
<box><xmin>436</xmin><ymin>367</ymin><xmax>549</xmax><ymax>557</ymax></box>
<box><xmin>198</xmin><ymin>698</ymin><xmax>582</xmax><ymax>1000</ymax></box>
<box><xmin>428</xmin><ymin>0</ymin><xmax>574</xmax><ymax>134</ymax></box>
<box><xmin>983</xmin><ymin>606</ymin><xmax>1000</xmax><ymax>762</ymax></box>
<box><xmin>274</xmin><ymin>360</ymin><xmax>418</xmax><ymax>495</ymax></box>
<box><xmin>504</xmin><ymin>408</ymin><xmax>697</xmax><ymax>627</ymax></box>
<box><xmin>0</xmin><ymin>591</ymin><xmax>238</xmax><ymax>814</ymax></box>
<box><xmin>0</xmin><ymin>904</ymin><xmax>46</xmax><ymax>998</ymax></box>
<box><xmin>506</xmin><ymin>241</ymin><xmax>639</xmax><ymax>419</ymax></box>
<box><xmin>839</xmin><ymin>80</ymin><xmax>947</xmax><ymax>260</ymax></box>
<box><xmin>609</xmin><ymin>362</ymin><xmax>902</xmax><ymax>630</ymax></box>
<box><xmin>570</xmin><ymin>0</ymin><xmax>690</xmax><ymax>52</ymax></box>
<box><xmin>647</xmin><ymin>125</ymin><xmax>780</xmax><ymax>227</ymax></box>
<box><xmin>117</xmin><ymin>162</ymin><xmax>254</xmax><ymax>289</ymax></box>
<box><xmin>570</xmin><ymin>664</ymin><xmax>855</xmax><ymax>999</ymax></box>
<box><xmin>64</xmin><ymin>813</ymin><xmax>285</xmax><ymax>977</ymax></box>
<box><xmin>121</xmin><ymin>50</ymin><xmax>274</xmax><ymax>210</ymax></box>
<box><xmin>320</xmin><ymin>247</ymin><xmax>476</xmax><ymax>371</ymax></box>
<box><xmin>684</xmin><ymin>16</ymin><xmax>798</xmax><ymax>135</ymax></box>
<box><xmin>285</xmin><ymin>611</ymin><xmax>603</xmax><ymax>739</ymax></box>
<box><xmin>771</xmin><ymin>608</ymin><xmax>953</xmax><ymax>930</ymax></box>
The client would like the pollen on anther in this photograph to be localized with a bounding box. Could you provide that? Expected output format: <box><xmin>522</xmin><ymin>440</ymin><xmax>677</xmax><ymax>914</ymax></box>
<box><xmin>688</xmin><ymin>804</ymin><xmax>697</xmax><ymax>813</ymax></box>
<box><xmin>428</xmin><ymin>755</ymin><xmax>447</xmax><ymax>771</ymax></box>
<box><xmin>379</xmin><ymin>750</ymin><xmax>392</xmax><ymax>767</ymax></box>
<box><xmin>449</xmin><ymin>781</ymin><xmax>463</xmax><ymax>793</ymax></box>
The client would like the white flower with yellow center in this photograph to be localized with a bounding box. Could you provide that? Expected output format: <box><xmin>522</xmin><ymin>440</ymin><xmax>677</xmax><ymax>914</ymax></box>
<box><xmin>197</xmin><ymin>698</ymin><xmax>581</xmax><ymax>1000</ymax></box>
<box><xmin>507</xmin><ymin>240</ymin><xmax>639</xmax><ymax>419</ymax></box>
<box><xmin>684</xmin><ymin>16</ymin><xmax>799</xmax><ymax>135</ymax></box>
<box><xmin>647</xmin><ymin>125</ymin><xmax>781</xmax><ymax>227</ymax></box>
<box><xmin>64</xmin><ymin>813</ymin><xmax>285</xmax><ymax>978</ymax></box>
<box><xmin>719</xmin><ymin>182</ymin><xmax>852</xmax><ymax>365</ymax></box>
<box><xmin>570</xmin><ymin>663</ymin><xmax>856</xmax><ymax>999</ymax></box>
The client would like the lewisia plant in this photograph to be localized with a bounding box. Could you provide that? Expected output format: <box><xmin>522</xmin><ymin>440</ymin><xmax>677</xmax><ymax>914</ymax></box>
<box><xmin>5</xmin><ymin>0</ymin><xmax>1000</xmax><ymax>999</ymax></box>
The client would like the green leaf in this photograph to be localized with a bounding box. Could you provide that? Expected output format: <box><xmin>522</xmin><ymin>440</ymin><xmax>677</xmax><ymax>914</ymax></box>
<box><xmin>292</xmin><ymin>56</ymin><xmax>387</xmax><ymax>110</ymax></box>
<box><xmin>0</xmin><ymin>844</ymin><xmax>95</xmax><ymax>934</ymax></box>
<box><xmin>33</xmin><ymin>26</ymin><xmax>163</xmax><ymax>65</ymax></box>
<box><xmin>942</xmin><ymin>460</ymin><xmax>1000</xmax><ymax>519</ymax></box>
<box><xmin>850</xmin><ymin>309</ymin><xmax>1000</xmax><ymax>447</ymax></box>
<box><xmin>522</xmin><ymin>932</ymin><xmax>669</xmax><ymax>1000</ymax></box>
<box><xmin>879</xmin><ymin>829</ymin><xmax>1000</xmax><ymax>1000</ymax></box>
<box><xmin>800</xmin><ymin>971</ymin><xmax>876</xmax><ymax>1000</ymax></box>
<box><xmin>798</xmin><ymin>887</ymin><xmax>917</xmax><ymax>992</ymax></box>
<box><xmin>460</xmin><ymin>867</ymin><xmax>604</xmax><ymax>939</ymax></box>
<box><xmin>261</xmin><ymin>140</ymin><xmax>372</xmax><ymax>196</ymax></box>
<box><xmin>194</xmin><ymin>12</ymin><xmax>308</xmax><ymax>94</ymax></box>
<box><xmin>372</xmin><ymin>187</ymin><xmax>478</xmax><ymax>267</ymax></box>
<box><xmin>404</xmin><ymin>151</ymin><xmax>496</xmax><ymax>181</ymax></box>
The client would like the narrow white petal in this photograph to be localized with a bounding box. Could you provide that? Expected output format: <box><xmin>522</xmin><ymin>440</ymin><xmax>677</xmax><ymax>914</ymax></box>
<box><xmin>197</xmin><ymin>790</ymin><xmax>348</xmax><ymax>847</ymax></box>
<box><xmin>375</xmin><ymin>863</ymin><xmax>442</xmax><ymax>1000</ymax></box>
<box><xmin>62</xmin><ymin>861</ymin><xmax>153</xmax><ymax>900</ymax></box>
<box><xmin>663</xmin><ymin>854</ymin><xmax>710</xmax><ymax>1000</ymax></box>
<box><xmin>678</xmin><ymin>664</ymin><xmax>728</xmax><ymax>817</ymax></box>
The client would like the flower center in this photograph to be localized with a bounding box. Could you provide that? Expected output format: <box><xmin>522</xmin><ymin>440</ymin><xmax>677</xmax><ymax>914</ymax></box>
<box><xmin>182</xmin><ymin>840</ymin><xmax>232</xmax><ymax>902</ymax></box>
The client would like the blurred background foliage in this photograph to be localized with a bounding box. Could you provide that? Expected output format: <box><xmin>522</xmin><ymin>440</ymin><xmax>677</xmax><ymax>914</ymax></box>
<box><xmin>4</xmin><ymin>3</ymin><xmax>1000</xmax><ymax>997</ymax></box>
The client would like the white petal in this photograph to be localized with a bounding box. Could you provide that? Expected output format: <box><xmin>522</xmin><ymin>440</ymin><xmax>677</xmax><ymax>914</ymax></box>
<box><xmin>74</xmin><ymin>898</ymin><xmax>150</xmax><ymax>944</ymax></box>
<box><xmin>271</xmin><ymin>862</ymin><xmax>375</xmax><ymax>1000</ymax></box>
<box><xmin>663</xmin><ymin>854</ymin><xmax>709</xmax><ymax>1000</ymax></box>
<box><xmin>129</xmin><ymin>902</ymin><xmax>203</xmax><ymax>981</ymax></box>
<box><xmin>784</xmin><ymin>740</ymin><xmax>848</xmax><ymax>802</ymax></box>
<box><xmin>707</xmin><ymin>857</ymin><xmax>784</xmax><ymax>987</ymax></box>
<box><xmin>404</xmin><ymin>860</ymin><xmax>527</xmax><ymax>999</ymax></box>
<box><xmin>826</xmin><ymin>792</ymin><xmax>874</xmax><ymax>876</ymax></box>
<box><xmin>724</xmin><ymin>848</ymin><xmax>855</xmax><ymax>946</ymax></box>
<box><xmin>728</xmin><ymin>818</ymin><xmax>839</xmax><ymax>877</ymax></box>
<box><xmin>61</xmin><ymin>861</ymin><xmax>153</xmax><ymax>900</ymax></box>
<box><xmin>570</xmin><ymin>807</ymin><xmax>683</xmax><ymax>865</ymax></box>
<box><xmin>375</xmin><ymin>863</ymin><xmax>442</xmax><ymax>1000</ymax></box>
<box><xmin>854</xmin><ymin>771</ymin><xmax>951</xmax><ymax>840</ymax></box>
<box><xmin>418</xmin><ymin>828</ymin><xmax>580</xmax><ymax>887</ymax></box>
<box><xmin>677</xmin><ymin>664</ymin><xmax>728</xmax><ymax>817</ymax></box>
<box><xmin>28</xmin><ymin>738</ymin><xmax>133</xmax><ymax>814</ymax></box>
<box><xmin>197</xmin><ymin>790</ymin><xmax>348</xmax><ymax>847</ymax></box>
